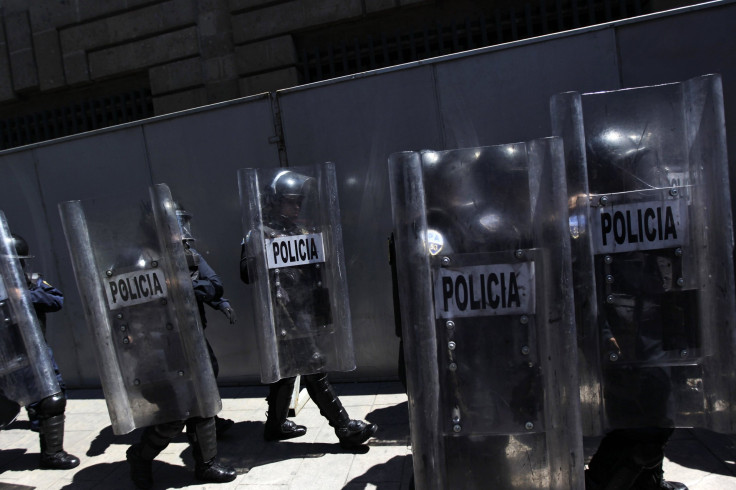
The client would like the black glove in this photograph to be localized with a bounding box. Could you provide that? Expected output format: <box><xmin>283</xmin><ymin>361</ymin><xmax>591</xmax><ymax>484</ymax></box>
<box><xmin>220</xmin><ymin>305</ymin><xmax>237</xmax><ymax>324</ymax></box>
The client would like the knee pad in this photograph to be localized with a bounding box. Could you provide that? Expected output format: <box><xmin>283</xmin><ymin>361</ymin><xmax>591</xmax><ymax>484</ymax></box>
<box><xmin>35</xmin><ymin>392</ymin><xmax>66</xmax><ymax>419</ymax></box>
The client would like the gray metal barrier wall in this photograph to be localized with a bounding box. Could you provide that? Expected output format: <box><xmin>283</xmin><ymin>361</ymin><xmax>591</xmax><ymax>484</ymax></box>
<box><xmin>0</xmin><ymin>1</ymin><xmax>734</xmax><ymax>387</ymax></box>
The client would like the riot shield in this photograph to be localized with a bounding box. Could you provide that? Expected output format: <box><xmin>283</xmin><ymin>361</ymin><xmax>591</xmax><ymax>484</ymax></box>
<box><xmin>0</xmin><ymin>211</ymin><xmax>60</xmax><ymax>408</ymax></box>
<box><xmin>388</xmin><ymin>140</ymin><xmax>583</xmax><ymax>490</ymax></box>
<box><xmin>59</xmin><ymin>184</ymin><xmax>220</xmax><ymax>435</ymax></box>
<box><xmin>551</xmin><ymin>73</ymin><xmax>736</xmax><ymax>434</ymax></box>
<box><xmin>238</xmin><ymin>163</ymin><xmax>355</xmax><ymax>384</ymax></box>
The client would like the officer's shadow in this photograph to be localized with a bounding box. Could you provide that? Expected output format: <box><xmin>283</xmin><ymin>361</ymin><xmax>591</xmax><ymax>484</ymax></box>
<box><xmin>80</xmin><ymin>419</ymin><xmax>368</xmax><ymax>484</ymax></box>
<box><xmin>212</xmin><ymin>420</ymin><xmax>370</xmax><ymax>474</ymax></box>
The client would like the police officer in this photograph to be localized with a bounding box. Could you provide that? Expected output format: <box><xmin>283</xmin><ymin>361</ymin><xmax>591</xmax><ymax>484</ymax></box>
<box><xmin>176</xmin><ymin>204</ymin><xmax>237</xmax><ymax>438</ymax></box>
<box><xmin>241</xmin><ymin>170</ymin><xmax>377</xmax><ymax>448</ymax></box>
<box><xmin>581</xmin><ymin>134</ymin><xmax>687</xmax><ymax>490</ymax></box>
<box><xmin>10</xmin><ymin>233</ymin><xmax>80</xmax><ymax>470</ymax></box>
<box><xmin>125</xmin><ymin>207</ymin><xmax>237</xmax><ymax>489</ymax></box>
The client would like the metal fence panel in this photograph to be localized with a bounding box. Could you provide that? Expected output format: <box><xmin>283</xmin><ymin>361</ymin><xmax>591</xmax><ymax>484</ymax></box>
<box><xmin>145</xmin><ymin>96</ymin><xmax>280</xmax><ymax>384</ymax></box>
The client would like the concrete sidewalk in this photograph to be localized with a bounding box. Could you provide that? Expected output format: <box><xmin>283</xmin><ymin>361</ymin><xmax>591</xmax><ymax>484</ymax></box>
<box><xmin>0</xmin><ymin>381</ymin><xmax>734</xmax><ymax>489</ymax></box>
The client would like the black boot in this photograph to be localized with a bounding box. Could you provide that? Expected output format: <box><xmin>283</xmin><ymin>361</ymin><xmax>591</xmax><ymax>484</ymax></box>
<box><xmin>303</xmin><ymin>373</ymin><xmax>377</xmax><ymax>449</ymax></box>
<box><xmin>127</xmin><ymin>421</ymin><xmax>185</xmax><ymax>489</ymax></box>
<box><xmin>38</xmin><ymin>414</ymin><xmax>80</xmax><ymax>470</ymax></box>
<box><xmin>195</xmin><ymin>459</ymin><xmax>238</xmax><ymax>483</ymax></box>
<box><xmin>264</xmin><ymin>378</ymin><xmax>307</xmax><ymax>441</ymax></box>
<box><xmin>187</xmin><ymin>417</ymin><xmax>236</xmax><ymax>483</ymax></box>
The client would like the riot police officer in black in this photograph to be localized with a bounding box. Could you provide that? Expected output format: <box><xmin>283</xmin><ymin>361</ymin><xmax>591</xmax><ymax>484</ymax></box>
<box><xmin>9</xmin><ymin>234</ymin><xmax>80</xmax><ymax>470</ymax></box>
<box><xmin>241</xmin><ymin>170</ymin><xmax>377</xmax><ymax>449</ymax></box>
<box><xmin>125</xmin><ymin>207</ymin><xmax>236</xmax><ymax>489</ymax></box>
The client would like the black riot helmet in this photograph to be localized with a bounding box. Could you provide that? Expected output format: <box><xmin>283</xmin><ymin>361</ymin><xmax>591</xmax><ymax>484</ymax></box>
<box><xmin>9</xmin><ymin>233</ymin><xmax>33</xmax><ymax>259</ymax></box>
<box><xmin>585</xmin><ymin>127</ymin><xmax>663</xmax><ymax>194</ymax></box>
<box><xmin>265</xmin><ymin>170</ymin><xmax>316</xmax><ymax>222</ymax></box>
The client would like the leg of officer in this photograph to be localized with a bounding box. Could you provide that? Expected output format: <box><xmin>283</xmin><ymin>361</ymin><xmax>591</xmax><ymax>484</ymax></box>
<box><xmin>185</xmin><ymin>416</ymin><xmax>237</xmax><ymax>483</ymax></box>
<box><xmin>263</xmin><ymin>376</ymin><xmax>307</xmax><ymax>441</ymax></box>
<box><xmin>302</xmin><ymin>372</ymin><xmax>377</xmax><ymax>449</ymax></box>
<box><xmin>26</xmin><ymin>391</ymin><xmax>80</xmax><ymax>470</ymax></box>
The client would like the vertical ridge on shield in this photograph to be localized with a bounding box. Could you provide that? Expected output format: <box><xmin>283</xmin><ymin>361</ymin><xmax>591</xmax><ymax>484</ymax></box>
<box><xmin>59</xmin><ymin>200</ymin><xmax>134</xmax><ymax>433</ymax></box>
<box><xmin>388</xmin><ymin>150</ymin><xmax>444</xmax><ymax>490</ymax></box>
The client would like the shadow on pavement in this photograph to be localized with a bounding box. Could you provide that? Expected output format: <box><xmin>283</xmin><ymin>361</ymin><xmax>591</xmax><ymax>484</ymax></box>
<box><xmin>665</xmin><ymin>428</ymin><xmax>736</xmax><ymax>477</ymax></box>
<box><xmin>343</xmin><ymin>454</ymin><xmax>412</xmax><ymax>490</ymax></box>
<box><xmin>0</xmin><ymin>448</ymin><xmax>38</xmax><ymax>473</ymax></box>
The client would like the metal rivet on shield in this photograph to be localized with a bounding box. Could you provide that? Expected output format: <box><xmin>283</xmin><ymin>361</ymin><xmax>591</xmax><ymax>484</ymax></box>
<box><xmin>514</xmin><ymin>250</ymin><xmax>523</xmax><ymax>259</ymax></box>
<box><xmin>676</xmin><ymin>277</ymin><xmax>684</xmax><ymax>287</ymax></box>
<box><xmin>669</xmin><ymin>188</ymin><xmax>679</xmax><ymax>197</ymax></box>
<box><xmin>453</xmin><ymin>424</ymin><xmax>462</xmax><ymax>433</ymax></box>
<box><xmin>449</xmin><ymin>362</ymin><xmax>457</xmax><ymax>372</ymax></box>
<box><xmin>106</xmin><ymin>270</ymin><xmax>113</xmax><ymax>277</ymax></box>
<box><xmin>116</xmin><ymin>313</ymin><xmax>123</xmax><ymax>319</ymax></box>
<box><xmin>599</xmin><ymin>196</ymin><xmax>609</xmax><ymax>206</ymax></box>
<box><xmin>134</xmin><ymin>379</ymin><xmax>140</xmax><ymax>385</ymax></box>
<box><xmin>604</xmin><ymin>255</ymin><xmax>613</xmax><ymax>265</ymax></box>
<box><xmin>317</xmin><ymin>281</ymin><xmax>322</xmax><ymax>287</ymax></box>
<box><xmin>452</xmin><ymin>415</ymin><xmax>461</xmax><ymax>424</ymax></box>
<box><xmin>122</xmin><ymin>337</ymin><xmax>130</xmax><ymax>344</ymax></box>
<box><xmin>519</xmin><ymin>315</ymin><xmax>529</xmax><ymax>325</ymax></box>
<box><xmin>178</xmin><ymin>370</ymin><xmax>184</xmax><ymax>376</ymax></box>
<box><xmin>609</xmin><ymin>352</ymin><xmax>619</xmax><ymax>362</ymax></box>
<box><xmin>606</xmin><ymin>295</ymin><xmax>615</xmax><ymax>304</ymax></box>
<box><xmin>276</xmin><ymin>291</ymin><xmax>282</xmax><ymax>299</ymax></box>
<box><xmin>674</xmin><ymin>248</ymin><xmax>683</xmax><ymax>257</ymax></box>
<box><xmin>521</xmin><ymin>345</ymin><xmax>530</xmax><ymax>355</ymax></box>
<box><xmin>315</xmin><ymin>264</ymin><xmax>320</xmax><ymax>269</ymax></box>
<box><xmin>606</xmin><ymin>274</ymin><xmax>615</xmax><ymax>284</ymax></box>
<box><xmin>120</xmin><ymin>325</ymin><xmax>127</xmax><ymax>332</ymax></box>
<box><xmin>448</xmin><ymin>341</ymin><xmax>456</xmax><ymax>351</ymax></box>
<box><xmin>151</xmin><ymin>260</ymin><xmax>158</xmax><ymax>267</ymax></box>
<box><xmin>680</xmin><ymin>349</ymin><xmax>689</xmax><ymax>358</ymax></box>
<box><xmin>166</xmin><ymin>323</ymin><xmax>173</xmax><ymax>330</ymax></box>
<box><xmin>441</xmin><ymin>256</ymin><xmax>450</xmax><ymax>265</ymax></box>
<box><xmin>446</xmin><ymin>320</ymin><xmax>455</xmax><ymax>329</ymax></box>
<box><xmin>281</xmin><ymin>330</ymin><xmax>287</xmax><ymax>337</ymax></box>
<box><xmin>525</xmin><ymin>422</ymin><xmax>534</xmax><ymax>430</ymax></box>
<box><xmin>270</xmin><ymin>232</ymin><xmax>276</xmax><ymax>238</ymax></box>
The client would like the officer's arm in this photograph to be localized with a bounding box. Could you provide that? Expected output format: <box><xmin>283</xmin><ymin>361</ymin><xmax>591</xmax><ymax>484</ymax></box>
<box><xmin>192</xmin><ymin>255</ymin><xmax>224</xmax><ymax>302</ymax></box>
<box><xmin>28</xmin><ymin>278</ymin><xmax>64</xmax><ymax>313</ymax></box>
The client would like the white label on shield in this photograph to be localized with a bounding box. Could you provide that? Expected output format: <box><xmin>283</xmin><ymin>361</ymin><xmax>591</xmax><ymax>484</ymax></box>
<box><xmin>593</xmin><ymin>199</ymin><xmax>687</xmax><ymax>254</ymax></box>
<box><xmin>434</xmin><ymin>262</ymin><xmax>535</xmax><ymax>319</ymax></box>
<box><xmin>266</xmin><ymin>233</ymin><xmax>325</xmax><ymax>269</ymax></box>
<box><xmin>105</xmin><ymin>268</ymin><xmax>167</xmax><ymax>311</ymax></box>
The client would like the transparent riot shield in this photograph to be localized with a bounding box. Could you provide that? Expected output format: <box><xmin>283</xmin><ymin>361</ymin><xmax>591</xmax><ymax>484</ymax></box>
<box><xmin>0</xmin><ymin>211</ymin><xmax>60</xmax><ymax>407</ymax></box>
<box><xmin>59</xmin><ymin>184</ymin><xmax>220</xmax><ymax>434</ymax></box>
<box><xmin>551</xmin><ymin>73</ymin><xmax>736</xmax><ymax>435</ymax></box>
<box><xmin>388</xmin><ymin>140</ymin><xmax>583</xmax><ymax>490</ymax></box>
<box><xmin>238</xmin><ymin>163</ymin><xmax>355</xmax><ymax>384</ymax></box>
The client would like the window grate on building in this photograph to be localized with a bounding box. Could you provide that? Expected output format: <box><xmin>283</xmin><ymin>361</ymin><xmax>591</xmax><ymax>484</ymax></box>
<box><xmin>0</xmin><ymin>89</ymin><xmax>153</xmax><ymax>151</ymax></box>
<box><xmin>298</xmin><ymin>0</ymin><xmax>650</xmax><ymax>84</ymax></box>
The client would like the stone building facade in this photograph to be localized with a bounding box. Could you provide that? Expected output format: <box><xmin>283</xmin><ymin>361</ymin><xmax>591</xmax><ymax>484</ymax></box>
<box><xmin>0</xmin><ymin>0</ymin><xmax>697</xmax><ymax>149</ymax></box>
